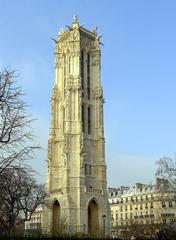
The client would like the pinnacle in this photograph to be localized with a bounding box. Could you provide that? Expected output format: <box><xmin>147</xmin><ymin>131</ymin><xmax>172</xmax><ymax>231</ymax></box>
<box><xmin>73</xmin><ymin>15</ymin><xmax>78</xmax><ymax>23</ymax></box>
<box><xmin>72</xmin><ymin>15</ymin><xmax>79</xmax><ymax>28</ymax></box>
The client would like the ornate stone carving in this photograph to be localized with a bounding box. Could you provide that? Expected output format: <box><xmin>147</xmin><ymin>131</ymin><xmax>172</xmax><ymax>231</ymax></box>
<box><xmin>47</xmin><ymin>139</ymin><xmax>52</xmax><ymax>161</ymax></box>
<box><xmin>62</xmin><ymin>152</ymin><xmax>68</xmax><ymax>168</ymax></box>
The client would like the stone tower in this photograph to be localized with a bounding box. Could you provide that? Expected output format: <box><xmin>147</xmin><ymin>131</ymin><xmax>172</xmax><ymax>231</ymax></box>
<box><xmin>44</xmin><ymin>16</ymin><xmax>110</xmax><ymax>235</ymax></box>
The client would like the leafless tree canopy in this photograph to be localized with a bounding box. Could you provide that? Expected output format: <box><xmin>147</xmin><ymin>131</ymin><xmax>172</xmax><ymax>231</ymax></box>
<box><xmin>156</xmin><ymin>155</ymin><xmax>176</xmax><ymax>190</ymax></box>
<box><xmin>0</xmin><ymin>68</ymin><xmax>47</xmax><ymax>236</ymax></box>
<box><xmin>0</xmin><ymin>166</ymin><xmax>46</xmax><ymax>235</ymax></box>
<box><xmin>0</xmin><ymin>68</ymin><xmax>39</xmax><ymax>172</ymax></box>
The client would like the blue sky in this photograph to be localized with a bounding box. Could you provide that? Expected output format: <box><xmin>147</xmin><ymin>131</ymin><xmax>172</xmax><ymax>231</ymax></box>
<box><xmin>0</xmin><ymin>0</ymin><xmax>176</xmax><ymax>187</ymax></box>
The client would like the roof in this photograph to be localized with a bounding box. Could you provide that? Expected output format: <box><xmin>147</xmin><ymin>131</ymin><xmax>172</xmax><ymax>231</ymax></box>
<box><xmin>58</xmin><ymin>15</ymin><xmax>97</xmax><ymax>42</ymax></box>
<box><xmin>108</xmin><ymin>178</ymin><xmax>175</xmax><ymax>199</ymax></box>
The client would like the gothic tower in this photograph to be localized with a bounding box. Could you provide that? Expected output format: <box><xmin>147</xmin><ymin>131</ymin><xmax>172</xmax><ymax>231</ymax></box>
<box><xmin>44</xmin><ymin>16</ymin><xmax>110</xmax><ymax>235</ymax></box>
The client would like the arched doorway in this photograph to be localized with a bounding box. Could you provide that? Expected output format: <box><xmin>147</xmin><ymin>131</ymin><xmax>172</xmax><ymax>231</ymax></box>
<box><xmin>88</xmin><ymin>199</ymin><xmax>99</xmax><ymax>235</ymax></box>
<box><xmin>52</xmin><ymin>200</ymin><xmax>60</xmax><ymax>235</ymax></box>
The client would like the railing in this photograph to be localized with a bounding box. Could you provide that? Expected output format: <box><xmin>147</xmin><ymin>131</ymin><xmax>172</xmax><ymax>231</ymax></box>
<box><xmin>85</xmin><ymin>187</ymin><xmax>103</xmax><ymax>195</ymax></box>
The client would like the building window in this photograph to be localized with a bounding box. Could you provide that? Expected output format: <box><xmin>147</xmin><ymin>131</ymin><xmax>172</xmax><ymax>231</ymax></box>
<box><xmin>89</xmin><ymin>165</ymin><xmax>91</xmax><ymax>175</ymax></box>
<box><xmin>150</xmin><ymin>203</ymin><xmax>153</xmax><ymax>208</ymax></box>
<box><xmin>120</xmin><ymin>206</ymin><xmax>123</xmax><ymax>212</ymax></box>
<box><xmin>130</xmin><ymin>205</ymin><xmax>132</xmax><ymax>211</ymax></box>
<box><xmin>88</xmin><ymin>107</ymin><xmax>91</xmax><ymax>134</ymax></box>
<box><xmin>80</xmin><ymin>50</ymin><xmax>84</xmax><ymax>96</ymax></box>
<box><xmin>82</xmin><ymin>105</ymin><xmax>85</xmax><ymax>132</ymax></box>
<box><xmin>125</xmin><ymin>213</ymin><xmax>128</xmax><ymax>219</ymax></box>
<box><xmin>170</xmin><ymin>218</ymin><xmax>174</xmax><ymax>224</ymax></box>
<box><xmin>85</xmin><ymin>164</ymin><xmax>88</xmax><ymax>175</ymax></box>
<box><xmin>163</xmin><ymin>219</ymin><xmax>166</xmax><ymax>225</ymax></box>
<box><xmin>85</xmin><ymin>164</ymin><xmax>92</xmax><ymax>176</ymax></box>
<box><xmin>140</xmin><ymin>204</ymin><xmax>143</xmax><ymax>210</ymax></box>
<box><xmin>162</xmin><ymin>202</ymin><xmax>166</xmax><ymax>208</ymax></box>
<box><xmin>169</xmin><ymin>201</ymin><xmax>173</xmax><ymax>207</ymax></box>
<box><xmin>125</xmin><ymin>205</ymin><xmax>127</xmax><ymax>211</ymax></box>
<box><xmin>87</xmin><ymin>53</ymin><xmax>90</xmax><ymax>99</ymax></box>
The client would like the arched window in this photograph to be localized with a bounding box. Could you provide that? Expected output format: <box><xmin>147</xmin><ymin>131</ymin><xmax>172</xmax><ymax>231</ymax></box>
<box><xmin>80</xmin><ymin>50</ymin><xmax>84</xmax><ymax>96</ymax></box>
<box><xmin>82</xmin><ymin>105</ymin><xmax>85</xmax><ymax>133</ymax></box>
<box><xmin>88</xmin><ymin>199</ymin><xmax>99</xmax><ymax>234</ymax></box>
<box><xmin>87</xmin><ymin>53</ymin><xmax>90</xmax><ymax>99</ymax></box>
<box><xmin>52</xmin><ymin>200</ymin><xmax>60</xmax><ymax>234</ymax></box>
<box><xmin>88</xmin><ymin>106</ymin><xmax>91</xmax><ymax>134</ymax></box>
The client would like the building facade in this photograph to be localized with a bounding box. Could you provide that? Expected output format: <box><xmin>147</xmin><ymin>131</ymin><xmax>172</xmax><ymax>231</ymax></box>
<box><xmin>41</xmin><ymin>16</ymin><xmax>110</xmax><ymax>235</ymax></box>
<box><xmin>109</xmin><ymin>178</ymin><xmax>176</xmax><ymax>236</ymax></box>
<box><xmin>25</xmin><ymin>206</ymin><xmax>43</xmax><ymax>235</ymax></box>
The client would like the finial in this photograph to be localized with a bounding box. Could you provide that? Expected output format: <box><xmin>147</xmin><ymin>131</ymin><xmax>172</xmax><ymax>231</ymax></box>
<box><xmin>58</xmin><ymin>28</ymin><xmax>64</xmax><ymax>36</ymax></box>
<box><xmin>92</xmin><ymin>26</ymin><xmax>97</xmax><ymax>36</ymax></box>
<box><xmin>72</xmin><ymin>15</ymin><xmax>79</xmax><ymax>28</ymax></box>
<box><xmin>73</xmin><ymin>15</ymin><xmax>78</xmax><ymax>23</ymax></box>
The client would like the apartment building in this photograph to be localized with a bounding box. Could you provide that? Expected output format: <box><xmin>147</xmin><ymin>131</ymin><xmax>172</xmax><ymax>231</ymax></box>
<box><xmin>108</xmin><ymin>178</ymin><xmax>176</xmax><ymax>235</ymax></box>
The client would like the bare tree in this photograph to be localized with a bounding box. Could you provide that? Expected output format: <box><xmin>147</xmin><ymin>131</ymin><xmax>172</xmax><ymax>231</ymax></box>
<box><xmin>0</xmin><ymin>68</ymin><xmax>39</xmax><ymax>172</ymax></box>
<box><xmin>0</xmin><ymin>165</ymin><xmax>46</xmax><ymax>236</ymax></box>
<box><xmin>0</xmin><ymin>68</ymin><xmax>45</xmax><ymax>236</ymax></box>
<box><xmin>156</xmin><ymin>155</ymin><xmax>176</xmax><ymax>187</ymax></box>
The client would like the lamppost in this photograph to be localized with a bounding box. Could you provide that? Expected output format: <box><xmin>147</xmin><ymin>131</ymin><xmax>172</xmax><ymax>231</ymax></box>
<box><xmin>102</xmin><ymin>214</ymin><xmax>106</xmax><ymax>236</ymax></box>
<box><xmin>83</xmin><ymin>224</ymin><xmax>86</xmax><ymax>235</ymax></box>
